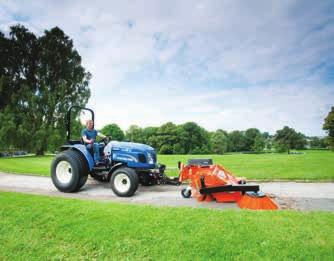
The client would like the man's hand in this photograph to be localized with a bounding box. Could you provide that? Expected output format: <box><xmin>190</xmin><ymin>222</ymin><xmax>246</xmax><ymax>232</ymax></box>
<box><xmin>88</xmin><ymin>139</ymin><xmax>94</xmax><ymax>144</ymax></box>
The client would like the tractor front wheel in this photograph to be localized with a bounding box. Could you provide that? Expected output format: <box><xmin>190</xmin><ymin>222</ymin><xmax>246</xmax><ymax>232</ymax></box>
<box><xmin>110</xmin><ymin>167</ymin><xmax>139</xmax><ymax>197</ymax></box>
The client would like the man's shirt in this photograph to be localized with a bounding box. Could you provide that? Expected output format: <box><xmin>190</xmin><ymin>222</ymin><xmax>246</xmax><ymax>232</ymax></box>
<box><xmin>81</xmin><ymin>128</ymin><xmax>97</xmax><ymax>141</ymax></box>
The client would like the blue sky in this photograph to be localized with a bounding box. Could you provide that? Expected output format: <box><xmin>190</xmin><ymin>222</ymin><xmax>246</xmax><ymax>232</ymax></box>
<box><xmin>1</xmin><ymin>0</ymin><xmax>334</xmax><ymax>135</ymax></box>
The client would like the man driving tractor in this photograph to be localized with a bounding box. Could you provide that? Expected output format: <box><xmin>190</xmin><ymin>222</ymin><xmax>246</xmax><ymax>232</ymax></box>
<box><xmin>81</xmin><ymin>119</ymin><xmax>106</xmax><ymax>162</ymax></box>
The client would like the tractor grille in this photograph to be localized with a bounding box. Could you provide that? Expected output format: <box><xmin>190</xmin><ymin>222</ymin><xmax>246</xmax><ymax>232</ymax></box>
<box><xmin>138</xmin><ymin>154</ymin><xmax>147</xmax><ymax>163</ymax></box>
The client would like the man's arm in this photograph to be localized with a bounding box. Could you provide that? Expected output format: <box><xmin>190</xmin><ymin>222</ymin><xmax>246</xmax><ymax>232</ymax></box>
<box><xmin>82</xmin><ymin>135</ymin><xmax>93</xmax><ymax>144</ymax></box>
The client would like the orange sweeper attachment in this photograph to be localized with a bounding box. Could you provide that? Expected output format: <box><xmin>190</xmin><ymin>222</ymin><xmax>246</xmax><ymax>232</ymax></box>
<box><xmin>178</xmin><ymin>159</ymin><xmax>278</xmax><ymax>210</ymax></box>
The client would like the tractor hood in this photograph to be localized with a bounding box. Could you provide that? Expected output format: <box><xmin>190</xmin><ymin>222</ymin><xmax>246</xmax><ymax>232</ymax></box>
<box><xmin>109</xmin><ymin>141</ymin><xmax>155</xmax><ymax>153</ymax></box>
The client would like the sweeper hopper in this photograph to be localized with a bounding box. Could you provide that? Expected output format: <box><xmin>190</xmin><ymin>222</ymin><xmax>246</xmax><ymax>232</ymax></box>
<box><xmin>179</xmin><ymin>159</ymin><xmax>278</xmax><ymax>210</ymax></box>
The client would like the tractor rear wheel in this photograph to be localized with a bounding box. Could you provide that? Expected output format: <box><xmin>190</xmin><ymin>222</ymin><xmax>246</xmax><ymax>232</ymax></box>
<box><xmin>63</xmin><ymin>150</ymin><xmax>88</xmax><ymax>191</ymax></box>
<box><xmin>51</xmin><ymin>150</ymin><xmax>85</xmax><ymax>192</ymax></box>
<box><xmin>110</xmin><ymin>167</ymin><xmax>139</xmax><ymax>197</ymax></box>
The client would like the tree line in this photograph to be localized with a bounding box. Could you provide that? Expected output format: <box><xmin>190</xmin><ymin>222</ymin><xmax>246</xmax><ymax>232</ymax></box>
<box><xmin>100</xmin><ymin>123</ymin><xmax>329</xmax><ymax>154</ymax></box>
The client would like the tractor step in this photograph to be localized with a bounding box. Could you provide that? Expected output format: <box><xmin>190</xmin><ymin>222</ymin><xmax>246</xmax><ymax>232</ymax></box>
<box><xmin>92</xmin><ymin>165</ymin><xmax>107</xmax><ymax>172</ymax></box>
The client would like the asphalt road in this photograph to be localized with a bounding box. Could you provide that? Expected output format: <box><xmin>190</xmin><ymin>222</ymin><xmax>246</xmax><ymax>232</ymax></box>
<box><xmin>0</xmin><ymin>172</ymin><xmax>333</xmax><ymax>211</ymax></box>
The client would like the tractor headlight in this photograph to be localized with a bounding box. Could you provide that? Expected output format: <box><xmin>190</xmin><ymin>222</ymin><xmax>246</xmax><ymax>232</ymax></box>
<box><xmin>147</xmin><ymin>153</ymin><xmax>154</xmax><ymax>164</ymax></box>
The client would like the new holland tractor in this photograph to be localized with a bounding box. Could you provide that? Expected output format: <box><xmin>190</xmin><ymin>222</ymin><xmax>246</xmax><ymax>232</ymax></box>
<box><xmin>51</xmin><ymin>106</ymin><xmax>173</xmax><ymax>197</ymax></box>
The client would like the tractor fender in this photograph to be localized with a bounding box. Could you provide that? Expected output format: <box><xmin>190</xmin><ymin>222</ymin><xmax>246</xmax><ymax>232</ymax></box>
<box><xmin>60</xmin><ymin>144</ymin><xmax>94</xmax><ymax>171</ymax></box>
<box><xmin>107</xmin><ymin>162</ymin><xmax>127</xmax><ymax>181</ymax></box>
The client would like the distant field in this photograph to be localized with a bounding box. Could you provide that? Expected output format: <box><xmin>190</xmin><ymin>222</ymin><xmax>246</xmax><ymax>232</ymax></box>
<box><xmin>160</xmin><ymin>150</ymin><xmax>334</xmax><ymax>181</ymax></box>
<box><xmin>0</xmin><ymin>150</ymin><xmax>333</xmax><ymax>181</ymax></box>
<box><xmin>0</xmin><ymin>191</ymin><xmax>333</xmax><ymax>260</ymax></box>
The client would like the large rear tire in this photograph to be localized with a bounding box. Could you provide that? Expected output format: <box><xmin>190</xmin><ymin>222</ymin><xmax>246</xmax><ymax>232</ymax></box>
<box><xmin>51</xmin><ymin>150</ymin><xmax>85</xmax><ymax>192</ymax></box>
<box><xmin>64</xmin><ymin>150</ymin><xmax>88</xmax><ymax>191</ymax></box>
<box><xmin>110</xmin><ymin>167</ymin><xmax>139</xmax><ymax>197</ymax></box>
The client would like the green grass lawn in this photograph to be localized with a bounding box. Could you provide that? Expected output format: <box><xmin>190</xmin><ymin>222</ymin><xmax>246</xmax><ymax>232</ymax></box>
<box><xmin>0</xmin><ymin>155</ymin><xmax>52</xmax><ymax>176</ymax></box>
<box><xmin>0</xmin><ymin>150</ymin><xmax>332</xmax><ymax>181</ymax></box>
<box><xmin>0</xmin><ymin>191</ymin><xmax>333</xmax><ymax>260</ymax></box>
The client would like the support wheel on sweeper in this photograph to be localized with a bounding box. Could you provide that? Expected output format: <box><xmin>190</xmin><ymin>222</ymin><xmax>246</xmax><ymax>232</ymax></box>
<box><xmin>110</xmin><ymin>167</ymin><xmax>139</xmax><ymax>197</ymax></box>
<box><xmin>181</xmin><ymin>187</ymin><xmax>192</xmax><ymax>198</ymax></box>
<box><xmin>51</xmin><ymin>150</ymin><xmax>88</xmax><ymax>193</ymax></box>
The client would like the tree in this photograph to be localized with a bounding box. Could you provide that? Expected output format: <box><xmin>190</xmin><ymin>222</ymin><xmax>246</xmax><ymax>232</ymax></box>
<box><xmin>295</xmin><ymin>132</ymin><xmax>307</xmax><ymax>149</ymax></box>
<box><xmin>323</xmin><ymin>106</ymin><xmax>334</xmax><ymax>149</ymax></box>
<box><xmin>0</xmin><ymin>25</ymin><xmax>39</xmax><ymax>151</ymax></box>
<box><xmin>245</xmin><ymin>128</ymin><xmax>261</xmax><ymax>151</ymax></box>
<box><xmin>262</xmin><ymin>132</ymin><xmax>273</xmax><ymax>151</ymax></box>
<box><xmin>309</xmin><ymin>137</ymin><xmax>326</xmax><ymax>149</ymax></box>
<box><xmin>252</xmin><ymin>134</ymin><xmax>265</xmax><ymax>152</ymax></box>
<box><xmin>172</xmin><ymin>143</ymin><xmax>185</xmax><ymax>154</ymax></box>
<box><xmin>142</xmin><ymin>127</ymin><xmax>159</xmax><ymax>148</ymax></box>
<box><xmin>125</xmin><ymin>125</ymin><xmax>145</xmax><ymax>143</ymax></box>
<box><xmin>274</xmin><ymin>126</ymin><xmax>306</xmax><ymax>153</ymax></box>
<box><xmin>210</xmin><ymin>129</ymin><xmax>228</xmax><ymax>154</ymax></box>
<box><xmin>155</xmin><ymin>122</ymin><xmax>179</xmax><ymax>154</ymax></box>
<box><xmin>262</xmin><ymin>132</ymin><xmax>270</xmax><ymax>139</ymax></box>
<box><xmin>0</xmin><ymin>31</ymin><xmax>15</xmax><ymax>110</ymax></box>
<box><xmin>265</xmin><ymin>140</ymin><xmax>273</xmax><ymax>151</ymax></box>
<box><xmin>0</xmin><ymin>25</ymin><xmax>91</xmax><ymax>154</ymax></box>
<box><xmin>177</xmin><ymin>122</ymin><xmax>211</xmax><ymax>154</ymax></box>
<box><xmin>159</xmin><ymin>144</ymin><xmax>174</xmax><ymax>154</ymax></box>
<box><xmin>101</xmin><ymin>124</ymin><xmax>125</xmax><ymax>141</ymax></box>
<box><xmin>227</xmin><ymin>131</ymin><xmax>247</xmax><ymax>152</ymax></box>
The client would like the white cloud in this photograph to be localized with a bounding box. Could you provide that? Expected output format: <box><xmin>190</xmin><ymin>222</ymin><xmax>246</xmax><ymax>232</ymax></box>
<box><xmin>89</xmin><ymin>80</ymin><xmax>333</xmax><ymax>136</ymax></box>
<box><xmin>1</xmin><ymin>0</ymin><xmax>334</xmax><ymax>135</ymax></box>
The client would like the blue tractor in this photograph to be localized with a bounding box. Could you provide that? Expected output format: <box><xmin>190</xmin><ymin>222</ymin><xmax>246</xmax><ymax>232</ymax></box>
<box><xmin>51</xmin><ymin>106</ymin><xmax>176</xmax><ymax>197</ymax></box>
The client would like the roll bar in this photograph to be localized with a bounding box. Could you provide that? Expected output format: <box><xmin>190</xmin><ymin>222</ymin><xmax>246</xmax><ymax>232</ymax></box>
<box><xmin>66</xmin><ymin>106</ymin><xmax>95</xmax><ymax>142</ymax></box>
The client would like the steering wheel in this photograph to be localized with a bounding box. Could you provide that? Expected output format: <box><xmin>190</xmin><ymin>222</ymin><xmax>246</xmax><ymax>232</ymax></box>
<box><xmin>102</xmin><ymin>136</ymin><xmax>111</xmax><ymax>145</ymax></box>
